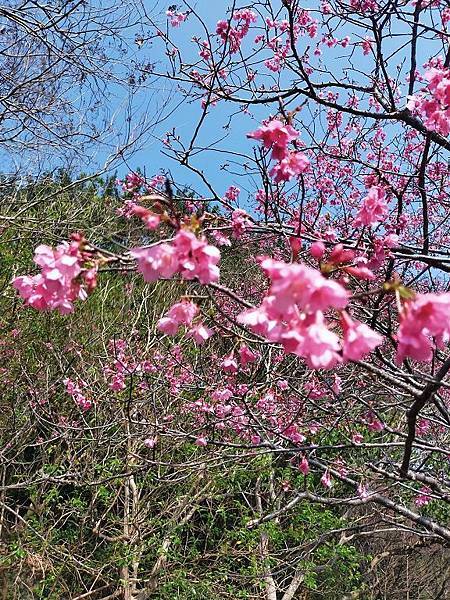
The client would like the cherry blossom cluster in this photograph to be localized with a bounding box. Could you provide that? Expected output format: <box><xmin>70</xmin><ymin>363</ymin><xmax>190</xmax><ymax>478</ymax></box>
<box><xmin>216</xmin><ymin>9</ymin><xmax>257</xmax><ymax>54</ymax></box>
<box><xmin>231</xmin><ymin>209</ymin><xmax>251</xmax><ymax>239</ymax></box>
<box><xmin>64</xmin><ymin>378</ymin><xmax>92</xmax><ymax>411</ymax></box>
<box><xmin>396</xmin><ymin>292</ymin><xmax>450</xmax><ymax>363</ymax></box>
<box><xmin>12</xmin><ymin>234</ymin><xmax>97</xmax><ymax>314</ymax></box>
<box><xmin>166</xmin><ymin>9</ymin><xmax>188</xmax><ymax>28</ymax></box>
<box><xmin>415</xmin><ymin>486</ymin><xmax>432</xmax><ymax>507</ymax></box>
<box><xmin>408</xmin><ymin>67</ymin><xmax>450</xmax><ymax>136</ymax></box>
<box><xmin>157</xmin><ymin>300</ymin><xmax>213</xmax><ymax>344</ymax></box>
<box><xmin>131</xmin><ymin>228</ymin><xmax>220</xmax><ymax>284</ymax></box>
<box><xmin>121</xmin><ymin>202</ymin><xmax>161</xmax><ymax>230</ymax></box>
<box><xmin>247</xmin><ymin>119</ymin><xmax>310</xmax><ymax>183</ymax></box>
<box><xmin>354</xmin><ymin>186</ymin><xmax>389</xmax><ymax>227</ymax></box>
<box><xmin>310</xmin><ymin>242</ymin><xmax>375</xmax><ymax>281</ymax></box>
<box><xmin>237</xmin><ymin>257</ymin><xmax>382</xmax><ymax>369</ymax></box>
<box><xmin>119</xmin><ymin>171</ymin><xmax>145</xmax><ymax>194</ymax></box>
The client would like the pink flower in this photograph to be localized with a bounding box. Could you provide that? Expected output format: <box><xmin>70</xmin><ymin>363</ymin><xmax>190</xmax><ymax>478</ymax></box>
<box><xmin>76</xmin><ymin>395</ymin><xmax>92</xmax><ymax>411</ymax></box>
<box><xmin>414</xmin><ymin>486</ymin><xmax>432</xmax><ymax>508</ymax></box>
<box><xmin>131</xmin><ymin>244</ymin><xmax>179</xmax><ymax>282</ymax></box>
<box><xmin>224</xmin><ymin>185</ymin><xmax>240</xmax><ymax>202</ymax></box>
<box><xmin>343</xmin><ymin>265</ymin><xmax>376</xmax><ymax>281</ymax></box>
<box><xmin>144</xmin><ymin>437</ymin><xmax>157</xmax><ymax>448</ymax></box>
<box><xmin>277</xmin><ymin>379</ymin><xmax>288</xmax><ymax>390</ymax></box>
<box><xmin>310</xmin><ymin>241</ymin><xmax>326</xmax><ymax>260</ymax></box>
<box><xmin>237</xmin><ymin>259</ymin><xmax>350</xmax><ymax>370</ymax></box>
<box><xmin>328</xmin><ymin>244</ymin><xmax>355</xmax><ymax>265</ymax></box>
<box><xmin>299</xmin><ymin>455</ymin><xmax>309</xmax><ymax>475</ymax></box>
<box><xmin>166</xmin><ymin>9</ymin><xmax>188</xmax><ymax>27</ymax></box>
<box><xmin>187</xmin><ymin>323</ymin><xmax>214</xmax><ymax>344</ymax></box>
<box><xmin>289</xmin><ymin>236</ymin><xmax>302</xmax><ymax>259</ymax></box>
<box><xmin>341</xmin><ymin>312</ymin><xmax>383</xmax><ymax>361</ymax></box>
<box><xmin>64</xmin><ymin>378</ymin><xmax>92</xmax><ymax>410</ymax></box>
<box><xmin>352</xmin><ymin>432</ymin><xmax>364</xmax><ymax>444</ymax></box>
<box><xmin>132</xmin><ymin>233</ymin><xmax>220</xmax><ymax>285</ymax></box>
<box><xmin>222</xmin><ymin>353</ymin><xmax>238</xmax><ymax>373</ymax></box>
<box><xmin>321</xmin><ymin>470</ymin><xmax>333</xmax><ymax>488</ymax></box>
<box><xmin>299</xmin><ymin>313</ymin><xmax>342</xmax><ymax>369</ymax></box>
<box><xmin>237</xmin><ymin>299</ymin><xmax>279</xmax><ymax>338</ymax></box>
<box><xmin>357</xmin><ymin>484</ymin><xmax>369</xmax><ymax>499</ymax></box>
<box><xmin>354</xmin><ymin>186</ymin><xmax>388</xmax><ymax>227</ymax></box>
<box><xmin>367</xmin><ymin>418</ymin><xmax>384</xmax><ymax>432</ymax></box>
<box><xmin>216</xmin><ymin>9</ymin><xmax>256</xmax><ymax>54</ymax></box>
<box><xmin>110</xmin><ymin>373</ymin><xmax>126</xmax><ymax>391</ymax></box>
<box><xmin>362</xmin><ymin>37</ymin><xmax>373</xmax><ymax>55</ymax></box>
<box><xmin>396</xmin><ymin>293</ymin><xmax>450</xmax><ymax>363</ymax></box>
<box><xmin>364</xmin><ymin>412</ymin><xmax>384</xmax><ymax>432</ymax></box>
<box><xmin>157</xmin><ymin>301</ymin><xmax>199</xmax><ymax>336</ymax></box>
<box><xmin>212</xmin><ymin>388</ymin><xmax>233</xmax><ymax>402</ymax></box>
<box><xmin>129</xmin><ymin>204</ymin><xmax>161</xmax><ymax>230</ymax></box>
<box><xmin>260</xmin><ymin>258</ymin><xmax>349</xmax><ymax>314</ymax></box>
<box><xmin>416</xmin><ymin>418</ymin><xmax>430</xmax><ymax>436</ymax></box>
<box><xmin>195</xmin><ymin>436</ymin><xmax>208</xmax><ymax>447</ymax></box>
<box><xmin>231</xmin><ymin>209</ymin><xmax>250</xmax><ymax>238</ymax></box>
<box><xmin>12</xmin><ymin>241</ymin><xmax>86</xmax><ymax>314</ymax></box>
<box><xmin>270</xmin><ymin>151</ymin><xmax>310</xmax><ymax>183</ymax></box>
<box><xmin>211</xmin><ymin>230</ymin><xmax>232</xmax><ymax>247</ymax></box>
<box><xmin>167</xmin><ymin>301</ymin><xmax>199</xmax><ymax>325</ymax></box>
<box><xmin>332</xmin><ymin>374</ymin><xmax>342</xmax><ymax>395</ymax></box>
<box><xmin>157</xmin><ymin>316</ymin><xmax>180</xmax><ymax>335</ymax></box>
<box><xmin>408</xmin><ymin>67</ymin><xmax>450</xmax><ymax>136</ymax></box>
<box><xmin>174</xmin><ymin>230</ymin><xmax>220</xmax><ymax>284</ymax></box>
<box><xmin>239</xmin><ymin>345</ymin><xmax>259</xmax><ymax>368</ymax></box>
<box><xmin>247</xmin><ymin>119</ymin><xmax>299</xmax><ymax>161</ymax></box>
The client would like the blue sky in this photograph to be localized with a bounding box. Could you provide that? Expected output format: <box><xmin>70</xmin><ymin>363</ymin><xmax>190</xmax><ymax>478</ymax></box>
<box><xmin>106</xmin><ymin>1</ymin><xmax>258</xmax><ymax>199</ymax></box>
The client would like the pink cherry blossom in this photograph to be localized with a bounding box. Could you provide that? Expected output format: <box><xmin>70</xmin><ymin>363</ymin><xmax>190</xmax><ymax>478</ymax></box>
<box><xmin>289</xmin><ymin>236</ymin><xmax>302</xmax><ymax>258</ymax></box>
<box><xmin>130</xmin><ymin>244</ymin><xmax>179</xmax><ymax>282</ymax></box>
<box><xmin>166</xmin><ymin>9</ymin><xmax>188</xmax><ymax>27</ymax></box>
<box><xmin>299</xmin><ymin>455</ymin><xmax>309</xmax><ymax>475</ymax></box>
<box><xmin>224</xmin><ymin>185</ymin><xmax>240</xmax><ymax>202</ymax></box>
<box><xmin>259</xmin><ymin>258</ymin><xmax>349</xmax><ymax>314</ymax></box>
<box><xmin>157</xmin><ymin>301</ymin><xmax>199</xmax><ymax>336</ymax></box>
<box><xmin>222</xmin><ymin>353</ymin><xmax>238</xmax><ymax>373</ymax></box>
<box><xmin>231</xmin><ymin>209</ymin><xmax>250</xmax><ymax>238</ymax></box>
<box><xmin>64</xmin><ymin>378</ymin><xmax>92</xmax><ymax>411</ymax></box>
<box><xmin>396</xmin><ymin>293</ymin><xmax>450</xmax><ymax>363</ymax></box>
<box><xmin>408</xmin><ymin>67</ymin><xmax>450</xmax><ymax>136</ymax></box>
<box><xmin>341</xmin><ymin>312</ymin><xmax>383</xmax><ymax>361</ymax></box>
<box><xmin>157</xmin><ymin>316</ymin><xmax>180</xmax><ymax>335</ymax></box>
<box><xmin>12</xmin><ymin>241</ymin><xmax>87</xmax><ymax>314</ymax></box>
<box><xmin>310</xmin><ymin>241</ymin><xmax>326</xmax><ymax>260</ymax></box>
<box><xmin>195</xmin><ymin>436</ymin><xmax>208</xmax><ymax>447</ymax></box>
<box><xmin>270</xmin><ymin>151</ymin><xmax>310</xmax><ymax>183</ymax></box>
<box><xmin>239</xmin><ymin>345</ymin><xmax>259</xmax><ymax>368</ymax></box>
<box><xmin>298</xmin><ymin>313</ymin><xmax>342</xmax><ymax>369</ymax></box>
<box><xmin>216</xmin><ymin>9</ymin><xmax>256</xmax><ymax>54</ymax></box>
<box><xmin>321</xmin><ymin>470</ymin><xmax>333</xmax><ymax>488</ymax></box>
<box><xmin>167</xmin><ymin>301</ymin><xmax>199</xmax><ymax>325</ymax></box>
<box><xmin>415</xmin><ymin>486</ymin><xmax>432</xmax><ymax>507</ymax></box>
<box><xmin>131</xmin><ymin>232</ymin><xmax>220</xmax><ymax>285</ymax></box>
<box><xmin>247</xmin><ymin>119</ymin><xmax>299</xmax><ymax>161</ymax></box>
<box><xmin>186</xmin><ymin>323</ymin><xmax>214</xmax><ymax>344</ymax></box>
<box><xmin>144</xmin><ymin>437</ymin><xmax>158</xmax><ymax>448</ymax></box>
<box><xmin>211</xmin><ymin>230</ymin><xmax>232</xmax><ymax>247</ymax></box>
<box><xmin>354</xmin><ymin>186</ymin><xmax>388</xmax><ymax>227</ymax></box>
<box><xmin>174</xmin><ymin>229</ymin><xmax>220</xmax><ymax>284</ymax></box>
<box><xmin>129</xmin><ymin>204</ymin><xmax>161</xmax><ymax>230</ymax></box>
